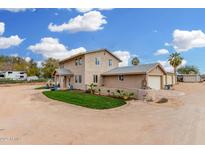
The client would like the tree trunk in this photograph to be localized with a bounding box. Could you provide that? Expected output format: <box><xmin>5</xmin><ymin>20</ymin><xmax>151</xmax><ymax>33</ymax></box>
<box><xmin>174</xmin><ymin>67</ymin><xmax>177</xmax><ymax>83</ymax></box>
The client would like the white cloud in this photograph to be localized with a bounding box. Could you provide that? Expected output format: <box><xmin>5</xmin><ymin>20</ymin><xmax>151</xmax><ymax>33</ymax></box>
<box><xmin>0</xmin><ymin>35</ymin><xmax>24</xmax><ymax>49</ymax></box>
<box><xmin>27</xmin><ymin>37</ymin><xmax>86</xmax><ymax>60</ymax></box>
<box><xmin>154</xmin><ymin>49</ymin><xmax>169</xmax><ymax>56</ymax></box>
<box><xmin>113</xmin><ymin>50</ymin><xmax>131</xmax><ymax>67</ymax></box>
<box><xmin>0</xmin><ymin>22</ymin><xmax>5</xmax><ymax>35</ymax></box>
<box><xmin>153</xmin><ymin>30</ymin><xmax>158</xmax><ymax>33</ymax></box>
<box><xmin>48</xmin><ymin>10</ymin><xmax>107</xmax><ymax>33</ymax></box>
<box><xmin>98</xmin><ymin>8</ymin><xmax>113</xmax><ymax>11</ymax></box>
<box><xmin>158</xmin><ymin>59</ymin><xmax>187</xmax><ymax>72</ymax></box>
<box><xmin>0</xmin><ymin>8</ymin><xmax>28</xmax><ymax>12</ymax></box>
<box><xmin>173</xmin><ymin>29</ymin><xmax>205</xmax><ymax>52</ymax></box>
<box><xmin>76</xmin><ymin>8</ymin><xmax>93</xmax><ymax>13</ymax></box>
<box><xmin>25</xmin><ymin>57</ymin><xmax>31</xmax><ymax>62</ymax></box>
<box><xmin>164</xmin><ymin>42</ymin><xmax>171</xmax><ymax>46</ymax></box>
<box><xmin>75</xmin><ymin>8</ymin><xmax>113</xmax><ymax>13</ymax></box>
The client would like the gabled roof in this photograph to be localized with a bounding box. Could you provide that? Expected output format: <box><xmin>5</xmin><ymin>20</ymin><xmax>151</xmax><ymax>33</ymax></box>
<box><xmin>102</xmin><ymin>63</ymin><xmax>166</xmax><ymax>76</ymax></box>
<box><xmin>59</xmin><ymin>48</ymin><xmax>122</xmax><ymax>63</ymax></box>
<box><xmin>54</xmin><ymin>68</ymin><xmax>73</xmax><ymax>76</ymax></box>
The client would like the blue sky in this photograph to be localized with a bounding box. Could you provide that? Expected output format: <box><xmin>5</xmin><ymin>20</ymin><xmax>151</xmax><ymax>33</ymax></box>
<box><xmin>0</xmin><ymin>8</ymin><xmax>205</xmax><ymax>73</ymax></box>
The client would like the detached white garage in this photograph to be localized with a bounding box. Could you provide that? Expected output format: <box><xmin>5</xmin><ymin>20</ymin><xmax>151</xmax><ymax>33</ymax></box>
<box><xmin>147</xmin><ymin>76</ymin><xmax>161</xmax><ymax>90</ymax></box>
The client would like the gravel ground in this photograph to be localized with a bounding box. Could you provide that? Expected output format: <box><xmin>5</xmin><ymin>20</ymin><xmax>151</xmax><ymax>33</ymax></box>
<box><xmin>0</xmin><ymin>82</ymin><xmax>205</xmax><ymax>144</ymax></box>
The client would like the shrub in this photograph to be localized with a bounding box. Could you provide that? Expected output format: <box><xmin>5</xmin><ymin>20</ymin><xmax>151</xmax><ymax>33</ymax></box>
<box><xmin>88</xmin><ymin>83</ymin><xmax>97</xmax><ymax>94</ymax></box>
<box><xmin>113</xmin><ymin>89</ymin><xmax>134</xmax><ymax>100</ymax></box>
<box><xmin>156</xmin><ymin>98</ymin><xmax>168</xmax><ymax>104</ymax></box>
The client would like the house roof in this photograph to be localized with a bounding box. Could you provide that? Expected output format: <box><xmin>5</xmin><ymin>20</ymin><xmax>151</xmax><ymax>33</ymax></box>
<box><xmin>102</xmin><ymin>63</ymin><xmax>166</xmax><ymax>76</ymax></box>
<box><xmin>59</xmin><ymin>48</ymin><xmax>122</xmax><ymax>63</ymax></box>
<box><xmin>54</xmin><ymin>68</ymin><xmax>73</xmax><ymax>76</ymax></box>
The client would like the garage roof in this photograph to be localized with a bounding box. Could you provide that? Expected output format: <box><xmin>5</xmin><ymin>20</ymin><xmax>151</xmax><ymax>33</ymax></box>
<box><xmin>102</xmin><ymin>63</ymin><xmax>166</xmax><ymax>76</ymax></box>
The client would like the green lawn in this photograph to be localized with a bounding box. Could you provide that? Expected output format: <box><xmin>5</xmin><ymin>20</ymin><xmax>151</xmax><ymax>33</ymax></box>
<box><xmin>35</xmin><ymin>86</ymin><xmax>47</xmax><ymax>90</ymax></box>
<box><xmin>43</xmin><ymin>90</ymin><xmax>126</xmax><ymax>109</ymax></box>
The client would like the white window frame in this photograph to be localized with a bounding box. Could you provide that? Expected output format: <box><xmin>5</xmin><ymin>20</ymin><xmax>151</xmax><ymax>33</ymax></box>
<box><xmin>95</xmin><ymin>57</ymin><xmax>100</xmax><ymax>65</ymax></box>
<box><xmin>75</xmin><ymin>75</ymin><xmax>82</xmax><ymax>83</ymax></box>
<box><xmin>79</xmin><ymin>57</ymin><xmax>83</xmax><ymax>65</ymax></box>
<box><xmin>93</xmin><ymin>75</ymin><xmax>98</xmax><ymax>83</ymax></box>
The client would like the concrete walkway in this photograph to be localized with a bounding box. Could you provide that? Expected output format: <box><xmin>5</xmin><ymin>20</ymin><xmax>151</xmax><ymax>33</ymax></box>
<box><xmin>0</xmin><ymin>83</ymin><xmax>205</xmax><ymax>144</ymax></box>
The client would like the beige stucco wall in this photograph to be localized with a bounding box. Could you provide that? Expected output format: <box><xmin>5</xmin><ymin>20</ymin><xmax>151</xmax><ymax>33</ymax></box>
<box><xmin>163</xmin><ymin>73</ymin><xmax>176</xmax><ymax>85</ymax></box>
<box><xmin>60</xmin><ymin>55</ymin><xmax>85</xmax><ymax>90</ymax></box>
<box><xmin>102</xmin><ymin>74</ymin><xmax>146</xmax><ymax>89</ymax></box>
<box><xmin>148</xmin><ymin>66</ymin><xmax>165</xmax><ymax>75</ymax></box>
<box><xmin>84</xmin><ymin>50</ymin><xmax>120</xmax><ymax>87</ymax></box>
<box><xmin>147</xmin><ymin>65</ymin><xmax>166</xmax><ymax>89</ymax></box>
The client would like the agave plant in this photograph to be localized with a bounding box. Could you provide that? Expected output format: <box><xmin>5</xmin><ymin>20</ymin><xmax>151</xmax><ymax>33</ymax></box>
<box><xmin>88</xmin><ymin>83</ymin><xmax>97</xmax><ymax>94</ymax></box>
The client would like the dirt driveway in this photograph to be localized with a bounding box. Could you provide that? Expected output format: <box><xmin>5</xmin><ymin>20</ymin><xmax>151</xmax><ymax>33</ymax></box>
<box><xmin>0</xmin><ymin>82</ymin><xmax>205</xmax><ymax>144</ymax></box>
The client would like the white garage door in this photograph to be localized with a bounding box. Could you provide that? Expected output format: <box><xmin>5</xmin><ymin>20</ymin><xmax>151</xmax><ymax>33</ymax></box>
<box><xmin>148</xmin><ymin>76</ymin><xmax>161</xmax><ymax>90</ymax></box>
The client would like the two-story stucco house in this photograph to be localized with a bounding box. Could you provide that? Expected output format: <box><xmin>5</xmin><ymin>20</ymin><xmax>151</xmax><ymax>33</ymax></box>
<box><xmin>54</xmin><ymin>49</ymin><xmax>170</xmax><ymax>91</ymax></box>
<box><xmin>54</xmin><ymin>49</ymin><xmax>121</xmax><ymax>90</ymax></box>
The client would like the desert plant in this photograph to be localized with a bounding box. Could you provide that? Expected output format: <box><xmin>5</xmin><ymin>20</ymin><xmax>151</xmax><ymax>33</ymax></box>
<box><xmin>88</xmin><ymin>83</ymin><xmax>97</xmax><ymax>94</ymax></box>
<box><xmin>122</xmin><ymin>92</ymin><xmax>134</xmax><ymax>100</ymax></box>
<box><xmin>114</xmin><ymin>90</ymin><xmax>134</xmax><ymax>100</ymax></box>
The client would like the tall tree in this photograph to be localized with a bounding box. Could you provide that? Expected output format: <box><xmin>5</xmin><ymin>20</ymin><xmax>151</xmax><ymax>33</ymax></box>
<box><xmin>42</xmin><ymin>58</ymin><xmax>59</xmax><ymax>78</ymax></box>
<box><xmin>168</xmin><ymin>52</ymin><xmax>183</xmax><ymax>83</ymax></box>
<box><xmin>27</xmin><ymin>59</ymin><xmax>40</xmax><ymax>77</ymax></box>
<box><xmin>177</xmin><ymin>65</ymin><xmax>199</xmax><ymax>75</ymax></box>
<box><xmin>131</xmin><ymin>57</ymin><xmax>140</xmax><ymax>65</ymax></box>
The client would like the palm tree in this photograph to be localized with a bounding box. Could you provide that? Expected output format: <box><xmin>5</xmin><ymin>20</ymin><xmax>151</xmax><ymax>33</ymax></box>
<box><xmin>131</xmin><ymin>57</ymin><xmax>140</xmax><ymax>65</ymax></box>
<box><xmin>168</xmin><ymin>52</ymin><xmax>183</xmax><ymax>83</ymax></box>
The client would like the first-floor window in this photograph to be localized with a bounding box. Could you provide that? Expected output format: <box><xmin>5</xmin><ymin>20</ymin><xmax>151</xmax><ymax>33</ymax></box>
<box><xmin>79</xmin><ymin>75</ymin><xmax>82</xmax><ymax>83</ymax></box>
<box><xmin>75</xmin><ymin>75</ymin><xmax>82</xmax><ymax>83</ymax></box>
<box><xmin>118</xmin><ymin>75</ymin><xmax>124</xmax><ymax>81</ymax></box>
<box><xmin>93</xmin><ymin>75</ymin><xmax>98</xmax><ymax>83</ymax></box>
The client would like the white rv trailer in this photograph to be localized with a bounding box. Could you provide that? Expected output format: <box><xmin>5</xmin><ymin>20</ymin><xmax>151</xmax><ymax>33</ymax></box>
<box><xmin>0</xmin><ymin>71</ymin><xmax>27</xmax><ymax>80</ymax></box>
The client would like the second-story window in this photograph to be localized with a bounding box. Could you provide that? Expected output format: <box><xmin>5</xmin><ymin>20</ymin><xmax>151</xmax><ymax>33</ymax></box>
<box><xmin>108</xmin><ymin>59</ymin><xmax>112</xmax><ymax>66</ymax></box>
<box><xmin>75</xmin><ymin>59</ymin><xmax>78</xmax><ymax>66</ymax></box>
<box><xmin>95</xmin><ymin>57</ymin><xmax>100</xmax><ymax>65</ymax></box>
<box><xmin>79</xmin><ymin>58</ymin><xmax>83</xmax><ymax>65</ymax></box>
<box><xmin>93</xmin><ymin>75</ymin><xmax>98</xmax><ymax>83</ymax></box>
<box><xmin>75</xmin><ymin>57</ymin><xmax>83</xmax><ymax>66</ymax></box>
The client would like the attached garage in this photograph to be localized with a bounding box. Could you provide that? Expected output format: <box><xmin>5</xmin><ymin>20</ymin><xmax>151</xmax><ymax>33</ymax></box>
<box><xmin>147</xmin><ymin>76</ymin><xmax>161</xmax><ymax>90</ymax></box>
<box><xmin>102</xmin><ymin>63</ymin><xmax>166</xmax><ymax>90</ymax></box>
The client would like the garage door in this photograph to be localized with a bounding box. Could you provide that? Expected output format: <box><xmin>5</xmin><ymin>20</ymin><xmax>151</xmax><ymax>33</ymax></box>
<box><xmin>148</xmin><ymin>76</ymin><xmax>161</xmax><ymax>90</ymax></box>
